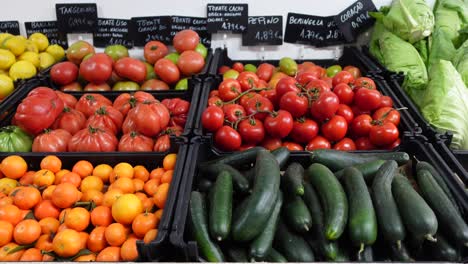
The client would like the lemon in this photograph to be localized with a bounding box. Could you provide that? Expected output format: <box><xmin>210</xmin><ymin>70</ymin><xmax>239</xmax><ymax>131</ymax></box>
<box><xmin>38</xmin><ymin>52</ymin><xmax>55</xmax><ymax>70</ymax></box>
<box><xmin>0</xmin><ymin>49</ymin><xmax>15</xmax><ymax>70</ymax></box>
<box><xmin>0</xmin><ymin>69</ymin><xmax>7</xmax><ymax>76</ymax></box>
<box><xmin>0</xmin><ymin>33</ymin><xmax>12</xmax><ymax>45</ymax></box>
<box><xmin>18</xmin><ymin>51</ymin><xmax>40</xmax><ymax>68</ymax></box>
<box><xmin>3</xmin><ymin>36</ymin><xmax>26</xmax><ymax>56</ymax></box>
<box><xmin>46</xmin><ymin>44</ymin><xmax>65</xmax><ymax>61</ymax></box>
<box><xmin>0</xmin><ymin>75</ymin><xmax>14</xmax><ymax>100</ymax></box>
<box><xmin>24</xmin><ymin>40</ymin><xmax>39</xmax><ymax>53</ymax></box>
<box><xmin>0</xmin><ymin>178</ymin><xmax>18</xmax><ymax>195</ymax></box>
<box><xmin>9</xmin><ymin>61</ymin><xmax>37</xmax><ymax>81</ymax></box>
<box><xmin>29</xmin><ymin>33</ymin><xmax>49</xmax><ymax>52</ymax></box>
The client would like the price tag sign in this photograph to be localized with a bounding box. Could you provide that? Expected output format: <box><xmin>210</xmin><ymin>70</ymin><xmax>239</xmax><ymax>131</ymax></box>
<box><xmin>207</xmin><ymin>4</ymin><xmax>248</xmax><ymax>33</ymax></box>
<box><xmin>25</xmin><ymin>21</ymin><xmax>68</xmax><ymax>48</ymax></box>
<box><xmin>55</xmin><ymin>3</ymin><xmax>98</xmax><ymax>33</ymax></box>
<box><xmin>93</xmin><ymin>18</ymin><xmax>133</xmax><ymax>48</ymax></box>
<box><xmin>334</xmin><ymin>0</ymin><xmax>377</xmax><ymax>42</ymax></box>
<box><xmin>170</xmin><ymin>16</ymin><xmax>211</xmax><ymax>47</ymax></box>
<box><xmin>0</xmin><ymin>21</ymin><xmax>20</xmax><ymax>35</ymax></box>
<box><xmin>130</xmin><ymin>16</ymin><xmax>172</xmax><ymax>47</ymax></box>
<box><xmin>316</xmin><ymin>16</ymin><xmax>346</xmax><ymax>47</ymax></box>
<box><xmin>242</xmin><ymin>16</ymin><xmax>283</xmax><ymax>46</ymax></box>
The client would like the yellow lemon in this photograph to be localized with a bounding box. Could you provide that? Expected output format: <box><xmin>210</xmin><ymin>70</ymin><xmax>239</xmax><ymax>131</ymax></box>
<box><xmin>0</xmin><ymin>178</ymin><xmax>18</xmax><ymax>195</ymax></box>
<box><xmin>0</xmin><ymin>33</ymin><xmax>12</xmax><ymax>45</ymax></box>
<box><xmin>0</xmin><ymin>75</ymin><xmax>14</xmax><ymax>100</ymax></box>
<box><xmin>29</xmin><ymin>33</ymin><xmax>49</xmax><ymax>52</ymax></box>
<box><xmin>3</xmin><ymin>36</ymin><xmax>26</xmax><ymax>56</ymax></box>
<box><xmin>38</xmin><ymin>52</ymin><xmax>55</xmax><ymax>70</ymax></box>
<box><xmin>46</xmin><ymin>44</ymin><xmax>65</xmax><ymax>61</ymax></box>
<box><xmin>0</xmin><ymin>69</ymin><xmax>7</xmax><ymax>76</ymax></box>
<box><xmin>9</xmin><ymin>61</ymin><xmax>36</xmax><ymax>81</ymax></box>
<box><xmin>24</xmin><ymin>40</ymin><xmax>39</xmax><ymax>53</ymax></box>
<box><xmin>18</xmin><ymin>51</ymin><xmax>40</xmax><ymax>68</ymax></box>
<box><xmin>0</xmin><ymin>49</ymin><xmax>15</xmax><ymax>70</ymax></box>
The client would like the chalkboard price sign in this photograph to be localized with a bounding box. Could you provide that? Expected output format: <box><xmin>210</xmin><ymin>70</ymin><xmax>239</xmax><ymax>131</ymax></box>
<box><xmin>170</xmin><ymin>16</ymin><xmax>211</xmax><ymax>47</ymax></box>
<box><xmin>25</xmin><ymin>21</ymin><xmax>68</xmax><ymax>48</ymax></box>
<box><xmin>94</xmin><ymin>18</ymin><xmax>133</xmax><ymax>48</ymax></box>
<box><xmin>131</xmin><ymin>16</ymin><xmax>172</xmax><ymax>47</ymax></box>
<box><xmin>316</xmin><ymin>16</ymin><xmax>347</xmax><ymax>47</ymax></box>
<box><xmin>285</xmin><ymin>13</ymin><xmax>345</xmax><ymax>46</ymax></box>
<box><xmin>334</xmin><ymin>0</ymin><xmax>377</xmax><ymax>42</ymax></box>
<box><xmin>207</xmin><ymin>4</ymin><xmax>248</xmax><ymax>33</ymax></box>
<box><xmin>242</xmin><ymin>16</ymin><xmax>283</xmax><ymax>46</ymax></box>
<box><xmin>55</xmin><ymin>3</ymin><xmax>98</xmax><ymax>33</ymax></box>
<box><xmin>0</xmin><ymin>21</ymin><xmax>20</xmax><ymax>35</ymax></box>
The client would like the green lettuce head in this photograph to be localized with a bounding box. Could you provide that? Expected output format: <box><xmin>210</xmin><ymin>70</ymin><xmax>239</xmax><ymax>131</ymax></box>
<box><xmin>452</xmin><ymin>39</ymin><xmax>468</xmax><ymax>86</ymax></box>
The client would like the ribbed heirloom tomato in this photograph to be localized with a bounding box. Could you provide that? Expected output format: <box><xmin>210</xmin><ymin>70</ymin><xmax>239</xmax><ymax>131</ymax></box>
<box><xmin>122</xmin><ymin>101</ymin><xmax>170</xmax><ymax>137</ymax></box>
<box><xmin>52</xmin><ymin>107</ymin><xmax>86</xmax><ymax>135</ymax></box>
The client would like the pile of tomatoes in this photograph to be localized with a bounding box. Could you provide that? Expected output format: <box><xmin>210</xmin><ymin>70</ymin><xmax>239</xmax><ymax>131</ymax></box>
<box><xmin>201</xmin><ymin>61</ymin><xmax>401</xmax><ymax>151</ymax></box>
<box><xmin>50</xmin><ymin>29</ymin><xmax>207</xmax><ymax>92</ymax></box>
<box><xmin>0</xmin><ymin>153</ymin><xmax>177</xmax><ymax>261</ymax></box>
<box><xmin>10</xmin><ymin>87</ymin><xmax>188</xmax><ymax>152</ymax></box>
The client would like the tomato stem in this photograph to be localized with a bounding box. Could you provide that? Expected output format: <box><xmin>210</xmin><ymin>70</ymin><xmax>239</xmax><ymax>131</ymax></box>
<box><xmin>224</xmin><ymin>87</ymin><xmax>268</xmax><ymax>104</ymax></box>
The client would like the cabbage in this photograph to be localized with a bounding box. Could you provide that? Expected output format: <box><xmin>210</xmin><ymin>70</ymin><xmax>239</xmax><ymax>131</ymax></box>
<box><xmin>452</xmin><ymin>39</ymin><xmax>468</xmax><ymax>86</ymax></box>
<box><xmin>382</xmin><ymin>0</ymin><xmax>435</xmax><ymax>43</ymax></box>
<box><xmin>433</xmin><ymin>0</ymin><xmax>468</xmax><ymax>48</ymax></box>
<box><xmin>420</xmin><ymin>60</ymin><xmax>468</xmax><ymax>149</ymax></box>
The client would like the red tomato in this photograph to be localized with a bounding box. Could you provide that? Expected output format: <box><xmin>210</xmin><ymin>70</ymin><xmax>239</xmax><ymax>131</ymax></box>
<box><xmin>118</xmin><ymin>131</ymin><xmax>154</xmax><ymax>152</ymax></box>
<box><xmin>305</xmin><ymin>79</ymin><xmax>331</xmax><ymax>93</ymax></box>
<box><xmin>173</xmin><ymin>29</ymin><xmax>200</xmax><ymax>53</ymax></box>
<box><xmin>79</xmin><ymin>53</ymin><xmax>113</xmax><ymax>84</ymax></box>
<box><xmin>144</xmin><ymin>41</ymin><xmax>169</xmax><ymax>64</ymax></box>
<box><xmin>283</xmin><ymin>142</ymin><xmax>304</xmax><ymax>151</ymax></box>
<box><xmin>239</xmin><ymin>92</ymin><xmax>261</xmax><ymax>108</ymax></box>
<box><xmin>336</xmin><ymin>104</ymin><xmax>354</xmax><ymax>124</ymax></box>
<box><xmin>208</xmin><ymin>96</ymin><xmax>223</xmax><ymax>107</ymax></box>
<box><xmin>355</xmin><ymin>137</ymin><xmax>375</xmax><ymax>150</ymax></box>
<box><xmin>306</xmin><ymin>136</ymin><xmax>331</xmax><ymax>150</ymax></box>
<box><xmin>32</xmin><ymin>129</ymin><xmax>72</xmax><ymax>152</ymax></box>
<box><xmin>257</xmin><ymin>63</ymin><xmax>275</xmax><ymax>81</ymax></box>
<box><xmin>354</xmin><ymin>88</ymin><xmax>382</xmax><ymax>111</ymax></box>
<box><xmin>218</xmin><ymin>79</ymin><xmax>242</xmax><ymax>102</ymax></box>
<box><xmin>161</xmin><ymin>98</ymin><xmax>190</xmax><ymax>127</ymax></box>
<box><xmin>279</xmin><ymin>91</ymin><xmax>308</xmax><ymax>118</ymax></box>
<box><xmin>232</xmin><ymin>62</ymin><xmax>244</xmax><ymax>73</ymax></box>
<box><xmin>113</xmin><ymin>91</ymin><xmax>156</xmax><ymax>116</ymax></box>
<box><xmin>372</xmin><ymin>107</ymin><xmax>400</xmax><ymax>126</ymax></box>
<box><xmin>61</xmin><ymin>82</ymin><xmax>82</xmax><ymax>91</ymax></box>
<box><xmin>215</xmin><ymin>126</ymin><xmax>242</xmax><ymax>151</ymax></box>
<box><xmin>256</xmin><ymin>80</ymin><xmax>268</xmax><ymax>88</ymax></box>
<box><xmin>332</xmin><ymin>71</ymin><xmax>355</xmax><ymax>86</ymax></box>
<box><xmin>369</xmin><ymin>122</ymin><xmax>399</xmax><ymax>147</ymax></box>
<box><xmin>239</xmin><ymin>144</ymin><xmax>256</xmax><ymax>151</ymax></box>
<box><xmin>333</xmin><ymin>83</ymin><xmax>354</xmax><ymax>105</ymax></box>
<box><xmin>351</xmin><ymin>105</ymin><xmax>371</xmax><ymax>116</ymax></box>
<box><xmin>333</xmin><ymin>138</ymin><xmax>356</xmax><ymax>151</ymax></box>
<box><xmin>244</xmin><ymin>96</ymin><xmax>273</xmax><ymax>121</ymax></box>
<box><xmin>261</xmin><ymin>137</ymin><xmax>282</xmax><ymax>151</ymax></box>
<box><xmin>380</xmin><ymin>96</ymin><xmax>393</xmax><ymax>108</ymax></box>
<box><xmin>354</xmin><ymin>77</ymin><xmax>376</xmax><ymax>90</ymax></box>
<box><xmin>237</xmin><ymin>71</ymin><xmax>260</xmax><ymax>91</ymax></box>
<box><xmin>50</xmin><ymin>62</ymin><xmax>78</xmax><ymax>86</ymax></box>
<box><xmin>75</xmin><ymin>93</ymin><xmax>113</xmax><ymax>118</ymax></box>
<box><xmin>202</xmin><ymin>106</ymin><xmax>224</xmax><ymax>132</ymax></box>
<box><xmin>218</xmin><ymin>66</ymin><xmax>230</xmax><ymax>75</ymax></box>
<box><xmin>52</xmin><ymin>107</ymin><xmax>86</xmax><ymax>135</ymax></box>
<box><xmin>300</xmin><ymin>65</ymin><xmax>325</xmax><ymax>78</ymax></box>
<box><xmin>259</xmin><ymin>88</ymin><xmax>278</xmax><ymax>107</ymax></box>
<box><xmin>238</xmin><ymin>118</ymin><xmax>265</xmax><ymax>144</ymax></box>
<box><xmin>86</xmin><ymin>106</ymin><xmax>124</xmax><ymax>135</ymax></box>
<box><xmin>141</xmin><ymin>79</ymin><xmax>170</xmax><ymax>91</ymax></box>
<box><xmin>310</xmin><ymin>91</ymin><xmax>339</xmax><ymax>121</ymax></box>
<box><xmin>351</xmin><ymin>114</ymin><xmax>373</xmax><ymax>137</ymax></box>
<box><xmin>223</xmin><ymin>104</ymin><xmax>246</xmax><ymax>123</ymax></box>
<box><xmin>114</xmin><ymin>57</ymin><xmax>147</xmax><ymax>83</ymax></box>
<box><xmin>264</xmin><ymin>110</ymin><xmax>293</xmax><ymax>138</ymax></box>
<box><xmin>84</xmin><ymin>83</ymin><xmax>111</xmax><ymax>91</ymax></box>
<box><xmin>154</xmin><ymin>58</ymin><xmax>180</xmax><ymax>84</ymax></box>
<box><xmin>343</xmin><ymin>66</ymin><xmax>361</xmax><ymax>79</ymax></box>
<box><xmin>165</xmin><ymin>125</ymin><xmax>183</xmax><ymax>137</ymax></box>
<box><xmin>321</xmin><ymin>115</ymin><xmax>348</xmax><ymax>142</ymax></box>
<box><xmin>54</xmin><ymin>91</ymin><xmax>77</xmax><ymax>108</ymax></box>
<box><xmin>385</xmin><ymin>138</ymin><xmax>401</xmax><ymax>150</ymax></box>
<box><xmin>296</xmin><ymin>72</ymin><xmax>319</xmax><ymax>86</ymax></box>
<box><xmin>275</xmin><ymin>77</ymin><xmax>300</xmax><ymax>99</ymax></box>
<box><xmin>290</xmin><ymin>119</ymin><xmax>318</xmax><ymax>144</ymax></box>
<box><xmin>209</xmin><ymin>90</ymin><xmax>219</xmax><ymax>98</ymax></box>
<box><xmin>177</xmin><ymin>50</ymin><xmax>205</xmax><ymax>76</ymax></box>
<box><xmin>154</xmin><ymin>134</ymin><xmax>171</xmax><ymax>152</ymax></box>
<box><xmin>122</xmin><ymin>101</ymin><xmax>170</xmax><ymax>137</ymax></box>
<box><xmin>68</xmin><ymin>126</ymin><xmax>118</xmax><ymax>152</ymax></box>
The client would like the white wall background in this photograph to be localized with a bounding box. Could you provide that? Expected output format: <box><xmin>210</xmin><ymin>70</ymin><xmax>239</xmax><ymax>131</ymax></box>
<box><xmin>1</xmin><ymin>0</ymin><xmax>435</xmax><ymax>60</ymax></box>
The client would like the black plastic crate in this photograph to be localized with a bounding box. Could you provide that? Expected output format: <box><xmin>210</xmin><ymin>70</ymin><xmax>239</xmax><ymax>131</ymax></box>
<box><xmin>169</xmin><ymin>135</ymin><xmax>468</xmax><ymax>262</ymax></box>
<box><xmin>434</xmin><ymin>135</ymin><xmax>468</xmax><ymax>184</ymax></box>
<box><xmin>0</xmin><ymin>76</ymin><xmax>43</xmax><ymax>114</ymax></box>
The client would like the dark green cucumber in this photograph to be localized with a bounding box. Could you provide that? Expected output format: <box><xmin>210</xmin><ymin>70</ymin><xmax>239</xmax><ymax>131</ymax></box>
<box><xmin>389</xmin><ymin>242</ymin><xmax>414</xmax><ymax>261</ymax></box>
<box><xmin>244</xmin><ymin>147</ymin><xmax>290</xmax><ymax>183</ymax></box>
<box><xmin>265</xmin><ymin>248</ymin><xmax>287</xmax><ymax>262</ymax></box>
<box><xmin>303</xmin><ymin>181</ymin><xmax>338</xmax><ymax>261</ymax></box>
<box><xmin>274</xmin><ymin>220</ymin><xmax>315</xmax><ymax>262</ymax></box>
<box><xmin>189</xmin><ymin>191</ymin><xmax>225</xmax><ymax>262</ymax></box>
<box><xmin>334</xmin><ymin>245</ymin><xmax>350</xmax><ymax>262</ymax></box>
<box><xmin>356</xmin><ymin>245</ymin><xmax>373</xmax><ymax>261</ymax></box>
<box><xmin>226</xmin><ymin>245</ymin><xmax>248</xmax><ymax>262</ymax></box>
<box><xmin>334</xmin><ymin>159</ymin><xmax>386</xmax><ymax>182</ymax></box>
<box><xmin>371</xmin><ymin>160</ymin><xmax>406</xmax><ymax>244</ymax></box>
<box><xmin>199</xmin><ymin>146</ymin><xmax>264</xmax><ymax>169</ymax></box>
<box><xmin>283</xmin><ymin>196</ymin><xmax>312</xmax><ymax>233</ymax></box>
<box><xmin>209</xmin><ymin>171</ymin><xmax>232</xmax><ymax>241</ymax></box>
<box><xmin>392</xmin><ymin>174</ymin><xmax>438</xmax><ymax>242</ymax></box>
<box><xmin>342</xmin><ymin>167</ymin><xmax>377</xmax><ymax>249</ymax></box>
<box><xmin>306</xmin><ymin>163</ymin><xmax>348</xmax><ymax>240</ymax></box>
<box><xmin>426</xmin><ymin>232</ymin><xmax>461</xmax><ymax>261</ymax></box>
<box><xmin>282</xmin><ymin>162</ymin><xmax>305</xmax><ymax>196</ymax></box>
<box><xmin>249</xmin><ymin>192</ymin><xmax>283</xmax><ymax>261</ymax></box>
<box><xmin>416</xmin><ymin>169</ymin><xmax>468</xmax><ymax>247</ymax></box>
<box><xmin>310</xmin><ymin>149</ymin><xmax>409</xmax><ymax>171</ymax></box>
<box><xmin>232</xmin><ymin>150</ymin><xmax>281</xmax><ymax>241</ymax></box>
<box><xmin>197</xmin><ymin>178</ymin><xmax>213</xmax><ymax>193</ymax></box>
<box><xmin>203</xmin><ymin>164</ymin><xmax>249</xmax><ymax>193</ymax></box>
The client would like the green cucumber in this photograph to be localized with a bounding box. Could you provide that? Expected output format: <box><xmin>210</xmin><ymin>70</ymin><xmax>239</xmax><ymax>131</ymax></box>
<box><xmin>283</xmin><ymin>196</ymin><xmax>312</xmax><ymax>233</ymax></box>
<box><xmin>334</xmin><ymin>244</ymin><xmax>350</xmax><ymax>262</ymax></box>
<box><xmin>426</xmin><ymin>232</ymin><xmax>461</xmax><ymax>261</ymax></box>
<box><xmin>197</xmin><ymin>178</ymin><xmax>213</xmax><ymax>193</ymax></box>
<box><xmin>306</xmin><ymin>163</ymin><xmax>348</xmax><ymax>240</ymax></box>
<box><xmin>209</xmin><ymin>171</ymin><xmax>232</xmax><ymax>241</ymax></box>
<box><xmin>244</xmin><ymin>147</ymin><xmax>290</xmax><ymax>183</ymax></box>
<box><xmin>265</xmin><ymin>248</ymin><xmax>287</xmax><ymax>262</ymax></box>
<box><xmin>389</xmin><ymin>242</ymin><xmax>414</xmax><ymax>261</ymax></box>
<box><xmin>371</xmin><ymin>160</ymin><xmax>406</xmax><ymax>244</ymax></box>
<box><xmin>189</xmin><ymin>191</ymin><xmax>225</xmax><ymax>262</ymax></box>
<box><xmin>226</xmin><ymin>245</ymin><xmax>248</xmax><ymax>262</ymax></box>
<box><xmin>342</xmin><ymin>167</ymin><xmax>377</xmax><ymax>250</ymax></box>
<box><xmin>203</xmin><ymin>164</ymin><xmax>249</xmax><ymax>193</ymax></box>
<box><xmin>392</xmin><ymin>174</ymin><xmax>438</xmax><ymax>242</ymax></box>
<box><xmin>249</xmin><ymin>192</ymin><xmax>283</xmax><ymax>261</ymax></box>
<box><xmin>282</xmin><ymin>162</ymin><xmax>305</xmax><ymax>196</ymax></box>
<box><xmin>199</xmin><ymin>146</ymin><xmax>264</xmax><ymax>169</ymax></box>
<box><xmin>310</xmin><ymin>149</ymin><xmax>409</xmax><ymax>171</ymax></box>
<box><xmin>303</xmin><ymin>181</ymin><xmax>338</xmax><ymax>261</ymax></box>
<box><xmin>416</xmin><ymin>169</ymin><xmax>468</xmax><ymax>247</ymax></box>
<box><xmin>232</xmin><ymin>150</ymin><xmax>281</xmax><ymax>241</ymax></box>
<box><xmin>274</xmin><ymin>220</ymin><xmax>315</xmax><ymax>262</ymax></box>
<box><xmin>356</xmin><ymin>245</ymin><xmax>373</xmax><ymax>261</ymax></box>
<box><xmin>334</xmin><ymin>159</ymin><xmax>386</xmax><ymax>182</ymax></box>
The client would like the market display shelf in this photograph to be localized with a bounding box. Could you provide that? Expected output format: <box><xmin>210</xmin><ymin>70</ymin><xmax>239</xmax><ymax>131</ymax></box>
<box><xmin>434</xmin><ymin>135</ymin><xmax>468</xmax><ymax>184</ymax></box>
<box><xmin>169</xmin><ymin>135</ymin><xmax>468</xmax><ymax>262</ymax></box>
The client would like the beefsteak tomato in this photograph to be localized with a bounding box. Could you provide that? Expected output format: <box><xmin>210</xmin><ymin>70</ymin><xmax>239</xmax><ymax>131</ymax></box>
<box><xmin>122</xmin><ymin>101</ymin><xmax>170</xmax><ymax>137</ymax></box>
<box><xmin>118</xmin><ymin>131</ymin><xmax>154</xmax><ymax>152</ymax></box>
<box><xmin>32</xmin><ymin>129</ymin><xmax>71</xmax><ymax>152</ymax></box>
<box><xmin>68</xmin><ymin>126</ymin><xmax>118</xmax><ymax>152</ymax></box>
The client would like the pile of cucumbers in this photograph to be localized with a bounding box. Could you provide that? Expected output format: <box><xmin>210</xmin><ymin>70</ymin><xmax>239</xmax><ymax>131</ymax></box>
<box><xmin>188</xmin><ymin>147</ymin><xmax>468</xmax><ymax>262</ymax></box>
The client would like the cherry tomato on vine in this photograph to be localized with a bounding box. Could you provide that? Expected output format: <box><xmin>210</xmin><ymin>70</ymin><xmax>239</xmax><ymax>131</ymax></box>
<box><xmin>321</xmin><ymin>115</ymin><xmax>348</xmax><ymax>142</ymax></box>
<box><xmin>208</xmin><ymin>96</ymin><xmax>223</xmax><ymax>107</ymax></box>
<box><xmin>202</xmin><ymin>106</ymin><xmax>224</xmax><ymax>132</ymax></box>
<box><xmin>379</xmin><ymin>96</ymin><xmax>393</xmax><ymax>108</ymax></box>
<box><xmin>310</xmin><ymin>91</ymin><xmax>339</xmax><ymax>121</ymax></box>
<box><xmin>259</xmin><ymin>88</ymin><xmax>278</xmax><ymax>107</ymax></box>
<box><xmin>336</xmin><ymin>104</ymin><xmax>354</xmax><ymax>124</ymax></box>
<box><xmin>343</xmin><ymin>66</ymin><xmax>361</xmax><ymax>79</ymax></box>
<box><xmin>223</xmin><ymin>104</ymin><xmax>246</xmax><ymax>123</ymax></box>
<box><xmin>238</xmin><ymin>71</ymin><xmax>260</xmax><ymax>91</ymax></box>
<box><xmin>232</xmin><ymin>62</ymin><xmax>244</xmax><ymax>73</ymax></box>
<box><xmin>306</xmin><ymin>136</ymin><xmax>331</xmax><ymax>150</ymax></box>
<box><xmin>305</xmin><ymin>79</ymin><xmax>331</xmax><ymax>93</ymax></box>
<box><xmin>333</xmin><ymin>138</ymin><xmax>356</xmax><ymax>151</ymax></box>
<box><xmin>296</xmin><ymin>72</ymin><xmax>318</xmax><ymax>86</ymax></box>
<box><xmin>218</xmin><ymin>79</ymin><xmax>242</xmax><ymax>102</ymax></box>
<box><xmin>372</xmin><ymin>107</ymin><xmax>400</xmax><ymax>126</ymax></box>
<box><xmin>385</xmin><ymin>138</ymin><xmax>401</xmax><ymax>150</ymax></box>
<box><xmin>283</xmin><ymin>142</ymin><xmax>304</xmax><ymax>151</ymax></box>
<box><xmin>275</xmin><ymin>77</ymin><xmax>300</xmax><ymax>99</ymax></box>
<box><xmin>239</xmin><ymin>92</ymin><xmax>261</xmax><ymax>108</ymax></box>
<box><xmin>238</xmin><ymin>118</ymin><xmax>265</xmax><ymax>144</ymax></box>
<box><xmin>355</xmin><ymin>137</ymin><xmax>375</xmax><ymax>150</ymax></box>
<box><xmin>218</xmin><ymin>66</ymin><xmax>230</xmax><ymax>75</ymax></box>
<box><xmin>264</xmin><ymin>110</ymin><xmax>293</xmax><ymax>138</ymax></box>
<box><xmin>244</xmin><ymin>96</ymin><xmax>274</xmax><ymax>121</ymax></box>
<box><xmin>332</xmin><ymin>71</ymin><xmax>355</xmax><ymax>86</ymax></box>
<box><xmin>215</xmin><ymin>126</ymin><xmax>242</xmax><ymax>151</ymax></box>
<box><xmin>369</xmin><ymin>122</ymin><xmax>399</xmax><ymax>147</ymax></box>
<box><xmin>261</xmin><ymin>137</ymin><xmax>282</xmax><ymax>151</ymax></box>
<box><xmin>257</xmin><ymin>63</ymin><xmax>275</xmax><ymax>82</ymax></box>
<box><xmin>279</xmin><ymin>91</ymin><xmax>308</xmax><ymax>118</ymax></box>
<box><xmin>333</xmin><ymin>83</ymin><xmax>354</xmax><ymax>105</ymax></box>
<box><xmin>209</xmin><ymin>90</ymin><xmax>219</xmax><ymax>98</ymax></box>
<box><xmin>354</xmin><ymin>77</ymin><xmax>376</xmax><ymax>90</ymax></box>
<box><xmin>351</xmin><ymin>114</ymin><xmax>373</xmax><ymax>137</ymax></box>
<box><xmin>354</xmin><ymin>88</ymin><xmax>382</xmax><ymax>111</ymax></box>
<box><xmin>290</xmin><ymin>118</ymin><xmax>319</xmax><ymax>144</ymax></box>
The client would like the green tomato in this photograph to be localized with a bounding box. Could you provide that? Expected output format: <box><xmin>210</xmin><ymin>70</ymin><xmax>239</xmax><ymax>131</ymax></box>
<box><xmin>279</xmin><ymin>57</ymin><xmax>298</xmax><ymax>76</ymax></box>
<box><xmin>165</xmin><ymin>52</ymin><xmax>180</xmax><ymax>64</ymax></box>
<box><xmin>326</xmin><ymin>65</ymin><xmax>342</xmax><ymax>77</ymax></box>
<box><xmin>223</xmin><ymin>69</ymin><xmax>239</xmax><ymax>80</ymax></box>
<box><xmin>0</xmin><ymin>126</ymin><xmax>32</xmax><ymax>152</ymax></box>
<box><xmin>144</xmin><ymin>62</ymin><xmax>157</xmax><ymax>80</ymax></box>
<box><xmin>113</xmin><ymin>81</ymin><xmax>140</xmax><ymax>91</ymax></box>
<box><xmin>195</xmin><ymin>43</ymin><xmax>208</xmax><ymax>59</ymax></box>
<box><xmin>104</xmin><ymin>44</ymin><xmax>129</xmax><ymax>62</ymax></box>
<box><xmin>244</xmin><ymin>64</ymin><xmax>257</xmax><ymax>73</ymax></box>
<box><xmin>175</xmin><ymin>78</ymin><xmax>189</xmax><ymax>90</ymax></box>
